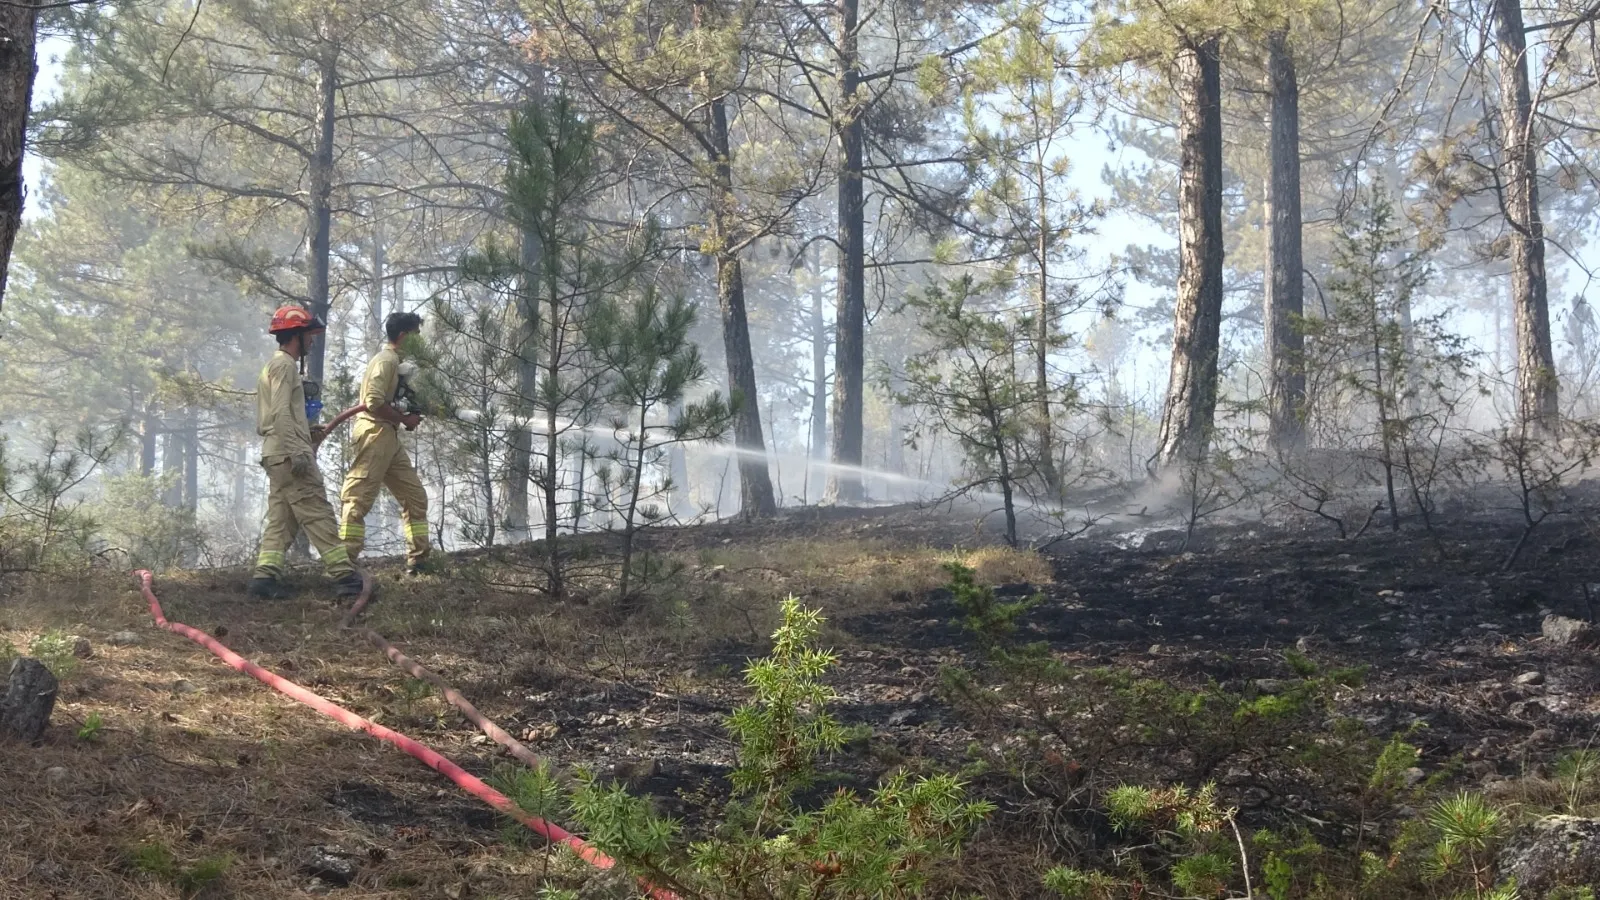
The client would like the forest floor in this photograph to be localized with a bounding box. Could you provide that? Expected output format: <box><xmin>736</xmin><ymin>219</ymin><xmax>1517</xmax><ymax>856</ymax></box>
<box><xmin>3</xmin><ymin>491</ymin><xmax>1600</xmax><ymax>898</ymax></box>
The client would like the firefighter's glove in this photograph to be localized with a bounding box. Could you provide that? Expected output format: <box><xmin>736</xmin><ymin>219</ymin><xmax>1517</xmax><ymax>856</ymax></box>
<box><xmin>290</xmin><ymin>453</ymin><xmax>314</xmax><ymax>477</ymax></box>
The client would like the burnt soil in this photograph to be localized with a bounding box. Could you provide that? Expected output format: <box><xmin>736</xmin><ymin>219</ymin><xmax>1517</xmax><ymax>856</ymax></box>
<box><xmin>4</xmin><ymin>498</ymin><xmax>1599</xmax><ymax>897</ymax></box>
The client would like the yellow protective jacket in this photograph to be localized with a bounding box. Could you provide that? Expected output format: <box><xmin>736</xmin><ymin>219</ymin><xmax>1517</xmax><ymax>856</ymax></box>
<box><xmin>256</xmin><ymin>350</ymin><xmax>313</xmax><ymax>463</ymax></box>
<box><xmin>356</xmin><ymin>347</ymin><xmax>402</xmax><ymax>431</ymax></box>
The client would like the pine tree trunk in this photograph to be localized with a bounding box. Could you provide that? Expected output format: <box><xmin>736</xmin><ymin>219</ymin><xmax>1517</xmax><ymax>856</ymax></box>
<box><xmin>184</xmin><ymin>419</ymin><xmax>199</xmax><ymax>512</ymax></box>
<box><xmin>141</xmin><ymin>416</ymin><xmax>158</xmax><ymax>477</ymax></box>
<box><xmin>305</xmin><ymin>48</ymin><xmax>337</xmax><ymax>387</ymax></box>
<box><xmin>708</xmin><ymin>95</ymin><xmax>776</xmax><ymax>519</ymax></box>
<box><xmin>810</xmin><ymin>253</ymin><xmax>827</xmax><ymax>502</ymax></box>
<box><xmin>370</xmin><ymin>223</ymin><xmax>385</xmax><ymax>344</ymax></box>
<box><xmin>1493</xmin><ymin>0</ymin><xmax>1558</xmax><ymax>429</ymax></box>
<box><xmin>1155</xmin><ymin>37</ymin><xmax>1226</xmax><ymax>471</ymax></box>
<box><xmin>0</xmin><ymin>0</ymin><xmax>37</xmax><ymax>315</ymax></box>
<box><xmin>1035</xmin><ymin>204</ymin><xmax>1060</xmax><ymax>496</ymax></box>
<box><xmin>506</xmin><ymin>225</ymin><xmax>540</xmax><ymax>542</ymax></box>
<box><xmin>827</xmin><ymin>0</ymin><xmax>866</xmax><ymax>505</ymax></box>
<box><xmin>1265</xmin><ymin>29</ymin><xmax>1306</xmax><ymax>456</ymax></box>
<box><xmin>667</xmin><ymin>401</ymin><xmax>693</xmax><ymax>518</ymax></box>
<box><xmin>162</xmin><ymin>431</ymin><xmax>182</xmax><ymax>507</ymax></box>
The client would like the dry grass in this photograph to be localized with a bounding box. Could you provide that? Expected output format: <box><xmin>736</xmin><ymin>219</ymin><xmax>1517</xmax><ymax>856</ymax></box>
<box><xmin>0</xmin><ymin>514</ymin><xmax>1041</xmax><ymax>899</ymax></box>
<box><xmin>0</xmin><ymin>570</ymin><xmax>609</xmax><ymax>900</ymax></box>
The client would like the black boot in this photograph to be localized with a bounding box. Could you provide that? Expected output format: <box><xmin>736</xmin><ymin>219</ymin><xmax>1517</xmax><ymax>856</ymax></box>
<box><xmin>333</xmin><ymin>571</ymin><xmax>368</xmax><ymax>597</ymax></box>
<box><xmin>247</xmin><ymin>577</ymin><xmax>287</xmax><ymax>599</ymax></box>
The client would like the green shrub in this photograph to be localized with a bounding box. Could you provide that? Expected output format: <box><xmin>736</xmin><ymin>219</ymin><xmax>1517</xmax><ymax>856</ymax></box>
<box><xmin>126</xmin><ymin>841</ymin><xmax>231</xmax><ymax>896</ymax></box>
<box><xmin>28</xmin><ymin>629</ymin><xmax>78</xmax><ymax>678</ymax></box>
<box><xmin>566</xmin><ymin>596</ymin><xmax>993</xmax><ymax>898</ymax></box>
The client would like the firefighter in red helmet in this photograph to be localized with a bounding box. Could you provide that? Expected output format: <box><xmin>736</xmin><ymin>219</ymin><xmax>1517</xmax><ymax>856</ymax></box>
<box><xmin>248</xmin><ymin>305</ymin><xmax>366</xmax><ymax>598</ymax></box>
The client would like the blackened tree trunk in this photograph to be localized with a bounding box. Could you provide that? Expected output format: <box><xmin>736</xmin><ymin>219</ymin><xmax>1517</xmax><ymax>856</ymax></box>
<box><xmin>1265</xmin><ymin>29</ymin><xmax>1306</xmax><ymax>456</ymax></box>
<box><xmin>827</xmin><ymin>0</ymin><xmax>866</xmax><ymax>505</ymax></box>
<box><xmin>708</xmin><ymin>94</ymin><xmax>776</xmax><ymax>518</ymax></box>
<box><xmin>1154</xmin><ymin>37</ymin><xmax>1226</xmax><ymax>471</ymax></box>
<box><xmin>0</xmin><ymin>0</ymin><xmax>36</xmax><ymax>314</ymax></box>
<box><xmin>1493</xmin><ymin>0</ymin><xmax>1558</xmax><ymax>429</ymax></box>
<box><xmin>305</xmin><ymin>48</ymin><xmax>337</xmax><ymax>387</ymax></box>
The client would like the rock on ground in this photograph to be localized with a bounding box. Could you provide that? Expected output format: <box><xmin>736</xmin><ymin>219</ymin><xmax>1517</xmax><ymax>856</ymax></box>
<box><xmin>1497</xmin><ymin>815</ymin><xmax>1600</xmax><ymax>897</ymax></box>
<box><xmin>1541</xmin><ymin>616</ymin><xmax>1596</xmax><ymax>648</ymax></box>
<box><xmin>1</xmin><ymin>658</ymin><xmax>59</xmax><ymax>742</ymax></box>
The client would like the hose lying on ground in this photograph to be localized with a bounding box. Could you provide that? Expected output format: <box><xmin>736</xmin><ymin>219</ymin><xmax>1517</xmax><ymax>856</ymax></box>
<box><xmin>134</xmin><ymin>570</ymin><xmax>676</xmax><ymax>900</ymax></box>
<box><xmin>340</xmin><ymin>577</ymin><xmax>542</xmax><ymax>770</ymax></box>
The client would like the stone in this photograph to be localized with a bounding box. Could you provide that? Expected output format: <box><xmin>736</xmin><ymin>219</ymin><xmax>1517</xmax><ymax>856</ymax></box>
<box><xmin>1253</xmin><ymin>679</ymin><xmax>1293</xmax><ymax>694</ymax></box>
<box><xmin>70</xmin><ymin>638</ymin><xmax>92</xmax><ymax>659</ymax></box>
<box><xmin>45</xmin><ymin>766</ymin><xmax>68</xmax><ymax>785</ymax></box>
<box><xmin>886</xmin><ymin>708</ymin><xmax>919</xmax><ymax>727</ymax></box>
<box><xmin>302</xmin><ymin>846</ymin><xmax>359</xmax><ymax>887</ymax></box>
<box><xmin>1515</xmin><ymin>671</ymin><xmax>1546</xmax><ymax>686</ymax></box>
<box><xmin>1497</xmin><ymin>815</ymin><xmax>1600</xmax><ymax>898</ymax></box>
<box><xmin>1</xmin><ymin>658</ymin><xmax>59</xmax><ymax>742</ymax></box>
<box><xmin>107</xmin><ymin>632</ymin><xmax>142</xmax><ymax>648</ymax></box>
<box><xmin>1541</xmin><ymin>615</ymin><xmax>1596</xmax><ymax>648</ymax></box>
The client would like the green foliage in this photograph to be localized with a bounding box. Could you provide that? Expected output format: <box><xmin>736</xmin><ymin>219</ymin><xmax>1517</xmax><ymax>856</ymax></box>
<box><xmin>725</xmin><ymin>597</ymin><xmax>846</xmax><ymax>799</ymax></box>
<box><xmin>1555</xmin><ymin>750</ymin><xmax>1600</xmax><ymax>811</ymax></box>
<box><xmin>1300</xmin><ymin>185</ymin><xmax>1477</xmax><ymax>532</ymax></box>
<box><xmin>944</xmin><ymin>561</ymin><xmax>1043</xmax><ymax>659</ymax></box>
<box><xmin>29</xmin><ymin>629</ymin><xmax>79</xmax><ymax>678</ymax></box>
<box><xmin>568</xmin><ymin>597</ymin><xmax>993</xmax><ymax>898</ymax></box>
<box><xmin>0</xmin><ymin>427</ymin><xmax>122</xmax><ymax>573</ymax></box>
<box><xmin>77</xmin><ymin>711</ymin><xmax>105</xmax><ymax>742</ymax></box>
<box><xmin>895</xmin><ymin>275</ymin><xmax>1070</xmax><ymax>547</ymax></box>
<box><xmin>588</xmin><ymin>285</ymin><xmax>734</xmax><ymax>598</ymax></box>
<box><xmin>126</xmin><ymin>841</ymin><xmax>231</xmax><ymax>896</ymax></box>
<box><xmin>92</xmin><ymin>473</ymin><xmax>206</xmax><ymax>571</ymax></box>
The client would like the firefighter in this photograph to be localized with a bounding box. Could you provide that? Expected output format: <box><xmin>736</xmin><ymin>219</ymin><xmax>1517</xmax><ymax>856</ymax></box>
<box><xmin>340</xmin><ymin>311</ymin><xmax>431</xmax><ymax>575</ymax></box>
<box><xmin>249</xmin><ymin>305</ymin><xmax>366</xmax><ymax>598</ymax></box>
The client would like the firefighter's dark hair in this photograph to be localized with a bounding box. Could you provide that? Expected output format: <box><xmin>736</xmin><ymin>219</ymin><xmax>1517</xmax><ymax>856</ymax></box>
<box><xmin>385</xmin><ymin>311</ymin><xmax>424</xmax><ymax>342</ymax></box>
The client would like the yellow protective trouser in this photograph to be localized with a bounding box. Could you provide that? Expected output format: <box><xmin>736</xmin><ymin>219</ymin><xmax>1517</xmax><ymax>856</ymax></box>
<box><xmin>339</xmin><ymin>421</ymin><xmax>430</xmax><ymax>566</ymax></box>
<box><xmin>253</xmin><ymin>458</ymin><xmax>356</xmax><ymax>580</ymax></box>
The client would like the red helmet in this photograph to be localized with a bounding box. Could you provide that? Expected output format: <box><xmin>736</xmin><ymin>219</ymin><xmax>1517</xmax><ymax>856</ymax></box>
<box><xmin>268</xmin><ymin>305</ymin><xmax>326</xmax><ymax>335</ymax></box>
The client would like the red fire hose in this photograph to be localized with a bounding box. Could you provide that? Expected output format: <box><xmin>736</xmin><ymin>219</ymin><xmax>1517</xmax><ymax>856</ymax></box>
<box><xmin>134</xmin><ymin>570</ymin><xmax>677</xmax><ymax>900</ymax></box>
<box><xmin>316</xmin><ymin>404</ymin><xmax>368</xmax><ymax>444</ymax></box>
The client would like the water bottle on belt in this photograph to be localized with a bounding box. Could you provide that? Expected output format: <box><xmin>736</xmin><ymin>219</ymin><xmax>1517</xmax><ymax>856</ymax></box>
<box><xmin>303</xmin><ymin>379</ymin><xmax>324</xmax><ymax>424</ymax></box>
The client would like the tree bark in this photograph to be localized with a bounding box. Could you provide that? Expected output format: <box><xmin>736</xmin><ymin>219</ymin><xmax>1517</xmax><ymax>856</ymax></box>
<box><xmin>809</xmin><ymin>249</ymin><xmax>827</xmax><ymax>502</ymax></box>
<box><xmin>0</xmin><ymin>0</ymin><xmax>37</xmax><ymax>316</ymax></box>
<box><xmin>827</xmin><ymin>0</ymin><xmax>866</xmax><ymax>505</ymax></box>
<box><xmin>667</xmin><ymin>401</ymin><xmax>693</xmax><ymax>518</ymax></box>
<box><xmin>1493</xmin><ymin>0</ymin><xmax>1558</xmax><ymax>429</ymax></box>
<box><xmin>305</xmin><ymin>47</ymin><xmax>338</xmax><ymax>387</ymax></box>
<box><xmin>1264</xmin><ymin>29</ymin><xmax>1306</xmax><ymax>456</ymax></box>
<box><xmin>1035</xmin><ymin>185</ymin><xmax>1060</xmax><ymax>495</ymax></box>
<box><xmin>707</xmin><ymin>94</ymin><xmax>776</xmax><ymax>518</ymax></box>
<box><xmin>505</xmin><ymin>224</ymin><xmax>540</xmax><ymax>542</ymax></box>
<box><xmin>184</xmin><ymin>418</ymin><xmax>199</xmax><ymax>512</ymax></box>
<box><xmin>1</xmin><ymin>657</ymin><xmax>56</xmax><ymax>743</ymax></box>
<box><xmin>1154</xmin><ymin>37</ymin><xmax>1226</xmax><ymax>471</ymax></box>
